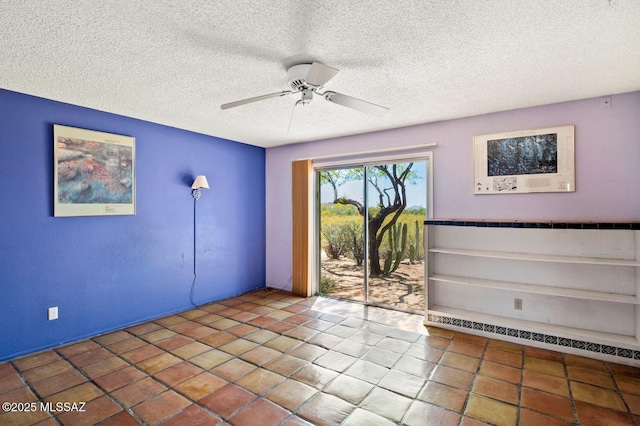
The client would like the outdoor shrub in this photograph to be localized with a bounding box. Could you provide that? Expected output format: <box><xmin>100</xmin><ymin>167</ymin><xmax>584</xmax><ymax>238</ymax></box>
<box><xmin>320</xmin><ymin>276</ymin><xmax>337</xmax><ymax>294</ymax></box>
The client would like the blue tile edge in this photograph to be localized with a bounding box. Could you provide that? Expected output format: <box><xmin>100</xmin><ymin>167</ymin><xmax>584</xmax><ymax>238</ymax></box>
<box><xmin>426</xmin><ymin>313</ymin><xmax>640</xmax><ymax>361</ymax></box>
<box><xmin>424</xmin><ymin>220</ymin><xmax>640</xmax><ymax>230</ymax></box>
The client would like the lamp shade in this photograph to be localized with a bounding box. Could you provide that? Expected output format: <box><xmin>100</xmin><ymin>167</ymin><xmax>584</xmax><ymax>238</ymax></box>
<box><xmin>191</xmin><ymin>175</ymin><xmax>210</xmax><ymax>189</ymax></box>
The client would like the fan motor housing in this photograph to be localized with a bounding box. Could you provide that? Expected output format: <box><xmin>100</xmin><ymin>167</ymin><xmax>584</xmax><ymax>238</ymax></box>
<box><xmin>287</xmin><ymin>63</ymin><xmax>313</xmax><ymax>91</ymax></box>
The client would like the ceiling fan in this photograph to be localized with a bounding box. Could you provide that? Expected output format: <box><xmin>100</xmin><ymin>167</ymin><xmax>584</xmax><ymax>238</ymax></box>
<box><xmin>220</xmin><ymin>62</ymin><xmax>389</xmax><ymax>118</ymax></box>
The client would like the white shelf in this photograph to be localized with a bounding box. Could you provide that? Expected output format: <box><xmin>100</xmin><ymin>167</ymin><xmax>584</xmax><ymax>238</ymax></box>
<box><xmin>428</xmin><ymin>305</ymin><xmax>640</xmax><ymax>349</ymax></box>
<box><xmin>429</xmin><ymin>247</ymin><xmax>640</xmax><ymax>267</ymax></box>
<box><xmin>430</xmin><ymin>274</ymin><xmax>640</xmax><ymax>304</ymax></box>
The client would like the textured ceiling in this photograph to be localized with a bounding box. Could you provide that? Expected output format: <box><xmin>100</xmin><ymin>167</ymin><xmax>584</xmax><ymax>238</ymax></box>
<box><xmin>1</xmin><ymin>1</ymin><xmax>639</xmax><ymax>148</ymax></box>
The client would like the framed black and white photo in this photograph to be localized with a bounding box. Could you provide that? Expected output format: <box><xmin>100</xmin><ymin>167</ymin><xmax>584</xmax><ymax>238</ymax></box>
<box><xmin>473</xmin><ymin>125</ymin><xmax>575</xmax><ymax>194</ymax></box>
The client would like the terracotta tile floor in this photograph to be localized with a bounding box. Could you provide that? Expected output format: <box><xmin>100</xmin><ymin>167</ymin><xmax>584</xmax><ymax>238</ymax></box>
<box><xmin>2</xmin><ymin>290</ymin><xmax>640</xmax><ymax>425</ymax></box>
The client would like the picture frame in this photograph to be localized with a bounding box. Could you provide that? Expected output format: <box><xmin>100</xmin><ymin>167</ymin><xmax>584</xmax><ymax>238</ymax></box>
<box><xmin>54</xmin><ymin>124</ymin><xmax>135</xmax><ymax>217</ymax></box>
<box><xmin>473</xmin><ymin>125</ymin><xmax>575</xmax><ymax>194</ymax></box>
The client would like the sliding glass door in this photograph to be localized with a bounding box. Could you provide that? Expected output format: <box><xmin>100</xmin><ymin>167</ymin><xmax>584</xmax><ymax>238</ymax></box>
<box><xmin>318</xmin><ymin>159</ymin><xmax>427</xmax><ymax>313</ymax></box>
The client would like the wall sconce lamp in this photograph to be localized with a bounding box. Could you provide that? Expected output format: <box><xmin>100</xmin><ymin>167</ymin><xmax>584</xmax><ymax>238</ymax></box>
<box><xmin>190</xmin><ymin>175</ymin><xmax>209</xmax><ymax>307</ymax></box>
<box><xmin>191</xmin><ymin>175</ymin><xmax>210</xmax><ymax>200</ymax></box>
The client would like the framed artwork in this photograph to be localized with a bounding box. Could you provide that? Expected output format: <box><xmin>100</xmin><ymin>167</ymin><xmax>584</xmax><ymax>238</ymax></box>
<box><xmin>473</xmin><ymin>125</ymin><xmax>575</xmax><ymax>194</ymax></box>
<box><xmin>54</xmin><ymin>124</ymin><xmax>135</xmax><ymax>216</ymax></box>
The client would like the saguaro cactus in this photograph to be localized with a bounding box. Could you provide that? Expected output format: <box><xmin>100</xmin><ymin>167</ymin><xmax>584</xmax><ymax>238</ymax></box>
<box><xmin>383</xmin><ymin>223</ymin><xmax>407</xmax><ymax>274</ymax></box>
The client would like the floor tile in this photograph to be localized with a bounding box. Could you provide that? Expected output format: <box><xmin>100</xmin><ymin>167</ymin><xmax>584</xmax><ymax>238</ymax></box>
<box><xmin>520</xmin><ymin>387</ymin><xmax>574</xmax><ymax>421</ymax></box>
<box><xmin>199</xmin><ymin>383</ymin><xmax>256</xmax><ymax>418</ymax></box>
<box><xmin>132</xmin><ymin>390</ymin><xmax>191</xmax><ymax>424</ymax></box>
<box><xmin>483</xmin><ymin>348</ymin><xmax>522</xmax><ymax>368</ymax></box>
<box><xmin>120</xmin><ymin>344</ymin><xmax>164</xmax><ymax>364</ymax></box>
<box><xmin>567</xmin><ymin>365</ymin><xmax>615</xmax><ymax>388</ymax></box>
<box><xmin>264</xmin><ymin>354</ymin><xmax>309</xmax><ymax>377</ymax></box>
<box><xmin>393</xmin><ymin>355</ymin><xmax>436</xmax><ymax>378</ymax></box>
<box><xmin>344</xmin><ymin>359</ymin><xmax>389</xmax><ymax>384</ymax></box>
<box><xmin>170</xmin><ymin>341</ymin><xmax>211</xmax><ymax>360</ymax></box>
<box><xmin>210</xmin><ymin>358</ymin><xmax>256</xmax><ymax>382</ymax></box>
<box><xmin>291</xmin><ymin>364</ymin><xmax>339</xmax><ymax>389</ymax></box>
<box><xmin>362</xmin><ymin>347</ymin><xmax>401</xmax><ymax>368</ymax></box>
<box><xmin>360</xmin><ymin>387</ymin><xmax>412</xmax><ymax>422</ymax></box>
<box><xmin>198</xmin><ymin>331</ymin><xmax>237</xmax><ymax>348</ymax></box>
<box><xmin>342</xmin><ymin>408</ymin><xmax>397</xmax><ymax>425</ymax></box>
<box><xmin>111</xmin><ymin>377</ymin><xmax>167</xmax><ymax>408</ymax></box>
<box><xmin>158</xmin><ymin>403</ymin><xmax>222</xmax><ymax>425</ymax></box>
<box><xmin>522</xmin><ymin>370</ymin><xmax>569</xmax><ymax>397</ymax></box>
<box><xmin>623</xmin><ymin>393</ymin><xmax>640</xmax><ymax>415</ymax></box>
<box><xmin>264</xmin><ymin>379</ymin><xmax>318</xmax><ymax>410</ymax></box>
<box><xmin>286</xmin><ymin>342</ymin><xmax>328</xmax><ymax>361</ymax></box>
<box><xmin>13</xmin><ymin>351</ymin><xmax>62</xmax><ymax>372</ymax></box>
<box><xmin>570</xmin><ymin>381</ymin><xmax>626</xmax><ymax>410</ymax></box>
<box><xmin>440</xmin><ymin>351</ymin><xmax>481</xmax><ymax>373</ymax></box>
<box><xmin>227</xmin><ymin>398</ymin><xmax>289</xmax><ymax>426</ymax></box>
<box><xmin>4</xmin><ymin>291</ymin><xmax>640</xmax><ymax>426</ymax></box>
<box><xmin>464</xmin><ymin>394</ymin><xmax>518</xmax><ymax>426</ymax></box>
<box><xmin>155</xmin><ymin>335</ymin><xmax>194</xmax><ymax>351</ymax></box>
<box><xmin>243</xmin><ymin>329</ymin><xmax>280</xmax><ymax>345</ymax></box>
<box><xmin>430</xmin><ymin>365</ymin><xmax>475</xmax><ymax>391</ymax></box>
<box><xmin>478</xmin><ymin>359</ymin><xmax>521</xmax><ymax>384</ymax></box>
<box><xmin>323</xmin><ymin>375</ymin><xmax>374</xmax><ymax>405</ymax></box>
<box><xmin>264</xmin><ymin>335</ymin><xmax>302</xmax><ymax>352</ymax></box>
<box><xmin>94</xmin><ymin>365</ymin><xmax>147</xmax><ymax>392</ymax></box>
<box><xmin>106</xmin><ymin>337</ymin><xmax>147</xmax><ymax>354</ymax></box>
<box><xmin>403</xmin><ymin>400</ymin><xmax>462</xmax><ymax>426</ymax></box>
<box><xmin>472</xmin><ymin>375</ymin><xmax>519</xmax><ymax>404</ymax></box>
<box><xmin>379</xmin><ymin>369</ymin><xmax>425</xmax><ymax>398</ymax></box>
<box><xmin>524</xmin><ymin>346</ymin><xmax>564</xmax><ymax>363</ymax></box>
<box><xmin>94</xmin><ymin>330</ymin><xmax>132</xmax><ymax>347</ymax></box>
<box><xmin>575</xmin><ymin>400</ymin><xmax>634</xmax><ymax>426</ymax></box>
<box><xmin>564</xmin><ymin>354</ymin><xmax>608</xmax><ymax>372</ymax></box>
<box><xmin>46</xmin><ymin>381</ymin><xmax>103</xmax><ymax>405</ymax></box>
<box><xmin>296</xmin><ymin>392</ymin><xmax>355</xmax><ymax>426</ymax></box>
<box><xmin>225</xmin><ymin>324</ymin><xmax>258</xmax><ymax>337</ymax></box>
<box><xmin>0</xmin><ymin>369</ymin><xmax>24</xmax><ymax>394</ymax></box>
<box><xmin>239</xmin><ymin>345</ymin><xmax>282</xmax><ymax>366</ymax></box>
<box><xmin>57</xmin><ymin>341</ymin><xmax>101</xmax><ymax>358</ymax></box>
<box><xmin>219</xmin><ymin>338</ymin><xmax>259</xmax><ymax>356</ymax></box>
<box><xmin>313</xmin><ymin>350</ymin><xmax>357</xmax><ymax>372</ymax></box>
<box><xmin>56</xmin><ymin>395</ymin><xmax>121</xmax><ymax>426</ymax></box>
<box><xmin>174</xmin><ymin>372</ymin><xmax>227</xmax><ymax>401</ymax></box>
<box><xmin>234</xmin><ymin>368</ymin><xmax>284</xmax><ymax>395</ymax></box>
<box><xmin>417</xmin><ymin>381</ymin><xmax>468</xmax><ymax>412</ymax></box>
<box><xmin>519</xmin><ymin>408</ymin><xmax>574</xmax><ymax>426</ymax></box>
<box><xmin>30</xmin><ymin>368</ymin><xmax>88</xmax><ymax>397</ymax></box>
<box><xmin>82</xmin><ymin>356</ymin><xmax>128</xmax><ymax>379</ymax></box>
<box><xmin>22</xmin><ymin>359</ymin><xmax>74</xmax><ymax>383</ymax></box>
<box><xmin>96</xmin><ymin>410</ymin><xmax>142</xmax><ymax>425</ymax></box>
<box><xmin>140</xmin><ymin>329</ymin><xmax>177</xmax><ymax>343</ymax></box>
<box><xmin>449</xmin><ymin>341</ymin><xmax>486</xmax><ymax>358</ymax></box>
<box><xmin>524</xmin><ymin>356</ymin><xmax>565</xmax><ymax>378</ymax></box>
<box><xmin>615</xmin><ymin>375</ymin><xmax>640</xmax><ymax>396</ymax></box>
<box><xmin>137</xmin><ymin>353</ymin><xmax>181</xmax><ymax>375</ymax></box>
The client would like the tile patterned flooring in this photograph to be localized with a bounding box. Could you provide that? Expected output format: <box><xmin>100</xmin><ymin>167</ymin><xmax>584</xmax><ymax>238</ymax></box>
<box><xmin>1</xmin><ymin>289</ymin><xmax>640</xmax><ymax>425</ymax></box>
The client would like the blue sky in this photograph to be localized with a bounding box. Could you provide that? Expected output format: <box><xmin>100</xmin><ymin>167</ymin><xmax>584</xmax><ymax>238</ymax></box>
<box><xmin>319</xmin><ymin>161</ymin><xmax>427</xmax><ymax>209</ymax></box>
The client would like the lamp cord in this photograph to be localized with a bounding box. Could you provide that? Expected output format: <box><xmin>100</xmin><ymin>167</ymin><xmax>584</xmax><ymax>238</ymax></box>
<box><xmin>190</xmin><ymin>197</ymin><xmax>198</xmax><ymax>307</ymax></box>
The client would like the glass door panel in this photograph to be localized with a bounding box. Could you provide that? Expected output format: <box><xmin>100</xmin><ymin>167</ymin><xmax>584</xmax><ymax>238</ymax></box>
<box><xmin>366</xmin><ymin>161</ymin><xmax>426</xmax><ymax>312</ymax></box>
<box><xmin>318</xmin><ymin>167</ymin><xmax>366</xmax><ymax>302</ymax></box>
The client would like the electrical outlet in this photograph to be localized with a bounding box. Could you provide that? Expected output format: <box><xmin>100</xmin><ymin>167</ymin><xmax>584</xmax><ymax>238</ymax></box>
<box><xmin>514</xmin><ymin>298</ymin><xmax>522</xmax><ymax>310</ymax></box>
<box><xmin>48</xmin><ymin>307</ymin><xmax>58</xmax><ymax>321</ymax></box>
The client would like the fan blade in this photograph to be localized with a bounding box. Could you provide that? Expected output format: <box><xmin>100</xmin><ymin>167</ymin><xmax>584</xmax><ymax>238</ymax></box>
<box><xmin>305</xmin><ymin>62</ymin><xmax>339</xmax><ymax>87</ymax></box>
<box><xmin>324</xmin><ymin>92</ymin><xmax>389</xmax><ymax>117</ymax></box>
<box><xmin>221</xmin><ymin>91</ymin><xmax>292</xmax><ymax>110</ymax></box>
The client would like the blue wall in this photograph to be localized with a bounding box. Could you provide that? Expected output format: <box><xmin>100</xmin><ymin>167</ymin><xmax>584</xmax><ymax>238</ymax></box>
<box><xmin>0</xmin><ymin>89</ymin><xmax>266</xmax><ymax>361</ymax></box>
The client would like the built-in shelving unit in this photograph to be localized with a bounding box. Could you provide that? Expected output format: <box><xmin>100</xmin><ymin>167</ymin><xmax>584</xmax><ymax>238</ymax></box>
<box><xmin>424</xmin><ymin>220</ymin><xmax>640</xmax><ymax>366</ymax></box>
